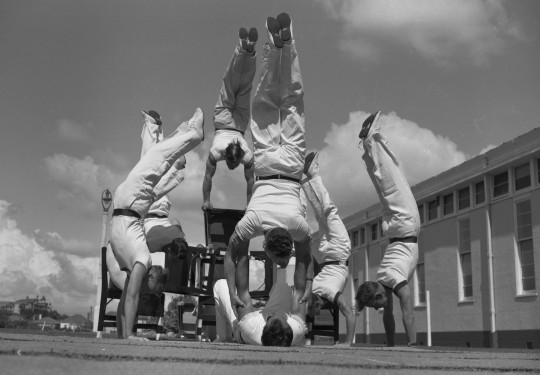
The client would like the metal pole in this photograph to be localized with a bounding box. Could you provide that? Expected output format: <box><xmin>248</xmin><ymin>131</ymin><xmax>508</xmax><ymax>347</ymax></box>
<box><xmin>348</xmin><ymin>271</ymin><xmax>356</xmax><ymax>344</ymax></box>
<box><xmin>93</xmin><ymin>189</ymin><xmax>112</xmax><ymax>336</ymax></box>
<box><xmin>426</xmin><ymin>290</ymin><xmax>432</xmax><ymax>347</ymax></box>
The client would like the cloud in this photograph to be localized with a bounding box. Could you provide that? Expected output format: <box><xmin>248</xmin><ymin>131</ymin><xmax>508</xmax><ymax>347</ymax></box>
<box><xmin>0</xmin><ymin>200</ymin><xmax>97</xmax><ymax>315</ymax></box>
<box><xmin>318</xmin><ymin>0</ymin><xmax>523</xmax><ymax>66</ymax></box>
<box><xmin>44</xmin><ymin>154</ymin><xmax>121</xmax><ymax>217</ymax></box>
<box><xmin>313</xmin><ymin>110</ymin><xmax>468</xmax><ymax>219</ymax></box>
<box><xmin>57</xmin><ymin>119</ymin><xmax>93</xmax><ymax>143</ymax></box>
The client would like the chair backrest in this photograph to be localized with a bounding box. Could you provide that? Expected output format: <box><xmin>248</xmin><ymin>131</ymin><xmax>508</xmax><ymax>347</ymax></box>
<box><xmin>204</xmin><ymin>208</ymin><xmax>245</xmax><ymax>253</ymax></box>
<box><xmin>163</xmin><ymin>245</ymin><xmax>215</xmax><ymax>296</ymax></box>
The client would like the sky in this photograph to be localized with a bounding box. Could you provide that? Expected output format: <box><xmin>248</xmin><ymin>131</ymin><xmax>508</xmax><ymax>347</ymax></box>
<box><xmin>1</xmin><ymin>0</ymin><xmax>539</xmax><ymax>316</ymax></box>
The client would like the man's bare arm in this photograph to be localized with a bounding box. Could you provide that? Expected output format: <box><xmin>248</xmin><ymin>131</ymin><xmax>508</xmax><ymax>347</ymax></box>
<box><xmin>224</xmin><ymin>232</ymin><xmax>254</xmax><ymax>318</ymax></box>
<box><xmin>336</xmin><ymin>293</ymin><xmax>356</xmax><ymax>346</ymax></box>
<box><xmin>293</xmin><ymin>236</ymin><xmax>312</xmax><ymax>304</ymax></box>
<box><xmin>395</xmin><ymin>284</ymin><xmax>417</xmax><ymax>345</ymax></box>
<box><xmin>243</xmin><ymin>159</ymin><xmax>255</xmax><ymax>204</ymax></box>
<box><xmin>382</xmin><ymin>288</ymin><xmax>396</xmax><ymax>347</ymax></box>
<box><xmin>202</xmin><ymin>155</ymin><xmax>217</xmax><ymax>210</ymax></box>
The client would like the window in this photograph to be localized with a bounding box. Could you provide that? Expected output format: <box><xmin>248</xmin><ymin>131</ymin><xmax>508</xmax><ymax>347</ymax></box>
<box><xmin>418</xmin><ymin>204</ymin><xmax>424</xmax><ymax>224</ymax></box>
<box><xmin>458</xmin><ymin>187</ymin><xmax>470</xmax><ymax>210</ymax></box>
<box><xmin>351</xmin><ymin>230</ymin><xmax>359</xmax><ymax>248</ymax></box>
<box><xmin>428</xmin><ymin>198</ymin><xmax>439</xmax><ymax>221</ymax></box>
<box><xmin>371</xmin><ymin>223</ymin><xmax>378</xmax><ymax>241</ymax></box>
<box><xmin>514</xmin><ymin>163</ymin><xmax>531</xmax><ymax>191</ymax></box>
<box><xmin>475</xmin><ymin>181</ymin><xmax>485</xmax><ymax>205</ymax></box>
<box><xmin>458</xmin><ymin>219</ymin><xmax>473</xmax><ymax>300</ymax></box>
<box><xmin>493</xmin><ymin>171</ymin><xmax>508</xmax><ymax>197</ymax></box>
<box><xmin>516</xmin><ymin>200</ymin><xmax>536</xmax><ymax>292</ymax></box>
<box><xmin>443</xmin><ymin>193</ymin><xmax>454</xmax><ymax>215</ymax></box>
<box><xmin>360</xmin><ymin>227</ymin><xmax>366</xmax><ymax>245</ymax></box>
<box><xmin>379</xmin><ymin>220</ymin><xmax>384</xmax><ymax>238</ymax></box>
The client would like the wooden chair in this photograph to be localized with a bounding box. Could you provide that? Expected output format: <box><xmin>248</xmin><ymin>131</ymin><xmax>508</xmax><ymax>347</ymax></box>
<box><xmin>96</xmin><ymin>246</ymin><xmax>165</xmax><ymax>338</ymax></box>
<box><xmin>162</xmin><ymin>244</ymin><xmax>217</xmax><ymax>341</ymax></box>
<box><xmin>305</xmin><ymin>260</ymin><xmax>340</xmax><ymax>345</ymax></box>
<box><xmin>306</xmin><ymin>298</ymin><xmax>340</xmax><ymax>345</ymax></box>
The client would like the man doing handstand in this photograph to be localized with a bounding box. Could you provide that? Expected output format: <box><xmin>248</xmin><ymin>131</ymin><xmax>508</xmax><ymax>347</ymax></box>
<box><xmin>301</xmin><ymin>152</ymin><xmax>356</xmax><ymax>346</ymax></box>
<box><xmin>225</xmin><ymin>13</ymin><xmax>311</xmax><ymax>346</ymax></box>
<box><xmin>355</xmin><ymin>111</ymin><xmax>420</xmax><ymax>347</ymax></box>
<box><xmin>110</xmin><ymin>108</ymin><xmax>204</xmax><ymax>339</ymax></box>
<box><xmin>202</xmin><ymin>27</ymin><xmax>258</xmax><ymax>211</ymax></box>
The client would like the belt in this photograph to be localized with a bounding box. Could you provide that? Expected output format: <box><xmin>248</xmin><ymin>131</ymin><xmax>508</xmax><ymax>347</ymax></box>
<box><xmin>324</xmin><ymin>260</ymin><xmax>349</xmax><ymax>266</ymax></box>
<box><xmin>112</xmin><ymin>208</ymin><xmax>141</xmax><ymax>219</ymax></box>
<box><xmin>389</xmin><ymin>236</ymin><xmax>418</xmax><ymax>244</ymax></box>
<box><xmin>256</xmin><ymin>175</ymin><xmax>301</xmax><ymax>184</ymax></box>
<box><xmin>146</xmin><ymin>213</ymin><xmax>168</xmax><ymax>219</ymax></box>
<box><xmin>215</xmin><ymin>128</ymin><xmax>245</xmax><ymax>135</ymax></box>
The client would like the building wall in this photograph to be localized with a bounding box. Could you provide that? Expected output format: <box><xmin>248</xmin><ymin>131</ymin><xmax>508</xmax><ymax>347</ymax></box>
<box><xmin>341</xmin><ymin>132</ymin><xmax>540</xmax><ymax>348</ymax></box>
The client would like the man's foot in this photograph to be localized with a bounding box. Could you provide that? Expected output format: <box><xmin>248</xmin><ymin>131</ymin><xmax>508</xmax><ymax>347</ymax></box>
<box><xmin>266</xmin><ymin>17</ymin><xmax>283</xmax><ymax>48</ymax></box>
<box><xmin>277</xmin><ymin>13</ymin><xmax>292</xmax><ymax>43</ymax></box>
<box><xmin>358</xmin><ymin>111</ymin><xmax>381</xmax><ymax>140</ymax></box>
<box><xmin>188</xmin><ymin>107</ymin><xmax>205</xmax><ymax>141</ymax></box>
<box><xmin>239</xmin><ymin>27</ymin><xmax>249</xmax><ymax>50</ymax></box>
<box><xmin>247</xmin><ymin>27</ymin><xmax>258</xmax><ymax>54</ymax></box>
<box><xmin>304</xmin><ymin>151</ymin><xmax>320</xmax><ymax>178</ymax></box>
<box><xmin>142</xmin><ymin>110</ymin><xmax>162</xmax><ymax>126</ymax></box>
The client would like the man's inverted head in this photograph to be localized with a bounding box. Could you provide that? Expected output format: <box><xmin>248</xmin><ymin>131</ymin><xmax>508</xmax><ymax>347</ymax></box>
<box><xmin>261</xmin><ymin>315</ymin><xmax>293</xmax><ymax>347</ymax></box>
<box><xmin>356</xmin><ymin>281</ymin><xmax>387</xmax><ymax>311</ymax></box>
<box><xmin>225</xmin><ymin>140</ymin><xmax>244</xmax><ymax>170</ymax></box>
<box><xmin>144</xmin><ymin>265</ymin><xmax>169</xmax><ymax>295</ymax></box>
<box><xmin>264</xmin><ymin>227</ymin><xmax>293</xmax><ymax>268</ymax></box>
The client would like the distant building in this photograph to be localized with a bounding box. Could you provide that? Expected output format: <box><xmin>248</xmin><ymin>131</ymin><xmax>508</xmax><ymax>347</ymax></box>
<box><xmin>342</xmin><ymin>127</ymin><xmax>540</xmax><ymax>349</ymax></box>
<box><xmin>60</xmin><ymin>314</ymin><xmax>93</xmax><ymax>330</ymax></box>
<box><xmin>13</xmin><ymin>295</ymin><xmax>49</xmax><ymax>315</ymax></box>
<box><xmin>0</xmin><ymin>302</ymin><xmax>15</xmax><ymax>313</ymax></box>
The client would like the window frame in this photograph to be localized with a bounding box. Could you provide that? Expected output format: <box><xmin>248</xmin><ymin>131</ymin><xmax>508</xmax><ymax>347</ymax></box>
<box><xmin>514</xmin><ymin>197</ymin><xmax>537</xmax><ymax>295</ymax></box>
<box><xmin>443</xmin><ymin>192</ymin><xmax>454</xmax><ymax>216</ymax></box>
<box><xmin>458</xmin><ymin>186</ymin><xmax>471</xmax><ymax>211</ymax></box>
<box><xmin>457</xmin><ymin>217</ymin><xmax>474</xmax><ymax>302</ymax></box>
<box><xmin>493</xmin><ymin>171</ymin><xmax>509</xmax><ymax>198</ymax></box>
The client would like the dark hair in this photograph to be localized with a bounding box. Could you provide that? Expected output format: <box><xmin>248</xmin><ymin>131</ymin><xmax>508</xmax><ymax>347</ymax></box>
<box><xmin>355</xmin><ymin>281</ymin><xmax>379</xmax><ymax>311</ymax></box>
<box><xmin>168</xmin><ymin>237</ymin><xmax>188</xmax><ymax>259</ymax></box>
<box><xmin>225</xmin><ymin>140</ymin><xmax>244</xmax><ymax>164</ymax></box>
<box><xmin>265</xmin><ymin>228</ymin><xmax>293</xmax><ymax>258</ymax></box>
<box><xmin>146</xmin><ymin>110</ymin><xmax>162</xmax><ymax>125</ymax></box>
<box><xmin>261</xmin><ymin>318</ymin><xmax>293</xmax><ymax>346</ymax></box>
<box><xmin>149</xmin><ymin>265</ymin><xmax>169</xmax><ymax>294</ymax></box>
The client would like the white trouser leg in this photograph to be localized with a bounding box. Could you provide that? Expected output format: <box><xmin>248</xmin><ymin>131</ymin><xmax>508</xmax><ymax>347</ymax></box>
<box><xmin>214</xmin><ymin>44</ymin><xmax>256</xmax><ymax>132</ymax></box>
<box><xmin>302</xmin><ymin>175</ymin><xmax>350</xmax><ymax>257</ymax></box>
<box><xmin>213</xmin><ymin>279</ymin><xmax>237</xmax><ymax>341</ymax></box>
<box><xmin>362</xmin><ymin>127</ymin><xmax>420</xmax><ymax>238</ymax></box>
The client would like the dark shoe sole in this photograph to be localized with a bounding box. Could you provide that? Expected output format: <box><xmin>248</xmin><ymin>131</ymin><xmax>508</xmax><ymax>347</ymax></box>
<box><xmin>359</xmin><ymin>111</ymin><xmax>381</xmax><ymax>140</ymax></box>
<box><xmin>304</xmin><ymin>151</ymin><xmax>318</xmax><ymax>175</ymax></box>
<box><xmin>277</xmin><ymin>13</ymin><xmax>291</xmax><ymax>42</ymax></box>
<box><xmin>266</xmin><ymin>17</ymin><xmax>283</xmax><ymax>48</ymax></box>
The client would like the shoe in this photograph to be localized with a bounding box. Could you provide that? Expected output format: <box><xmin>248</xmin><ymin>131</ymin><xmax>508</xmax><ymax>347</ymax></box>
<box><xmin>277</xmin><ymin>13</ymin><xmax>292</xmax><ymax>43</ymax></box>
<box><xmin>142</xmin><ymin>110</ymin><xmax>162</xmax><ymax>126</ymax></box>
<box><xmin>188</xmin><ymin>108</ymin><xmax>205</xmax><ymax>141</ymax></box>
<box><xmin>304</xmin><ymin>151</ymin><xmax>319</xmax><ymax>177</ymax></box>
<box><xmin>239</xmin><ymin>27</ymin><xmax>249</xmax><ymax>50</ymax></box>
<box><xmin>266</xmin><ymin>17</ymin><xmax>283</xmax><ymax>48</ymax></box>
<box><xmin>247</xmin><ymin>27</ymin><xmax>258</xmax><ymax>54</ymax></box>
<box><xmin>358</xmin><ymin>111</ymin><xmax>381</xmax><ymax>140</ymax></box>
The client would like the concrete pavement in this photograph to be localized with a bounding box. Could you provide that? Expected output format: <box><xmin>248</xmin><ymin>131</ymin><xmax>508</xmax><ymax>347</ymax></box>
<box><xmin>0</xmin><ymin>331</ymin><xmax>538</xmax><ymax>374</ymax></box>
